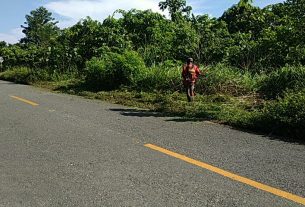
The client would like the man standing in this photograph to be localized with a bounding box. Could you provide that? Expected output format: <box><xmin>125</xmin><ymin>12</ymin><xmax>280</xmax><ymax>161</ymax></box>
<box><xmin>182</xmin><ymin>58</ymin><xmax>201</xmax><ymax>102</ymax></box>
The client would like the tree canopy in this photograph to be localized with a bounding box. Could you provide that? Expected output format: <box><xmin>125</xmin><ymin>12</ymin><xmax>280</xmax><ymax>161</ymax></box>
<box><xmin>0</xmin><ymin>0</ymin><xmax>304</xmax><ymax>71</ymax></box>
<box><xmin>21</xmin><ymin>7</ymin><xmax>59</xmax><ymax>46</ymax></box>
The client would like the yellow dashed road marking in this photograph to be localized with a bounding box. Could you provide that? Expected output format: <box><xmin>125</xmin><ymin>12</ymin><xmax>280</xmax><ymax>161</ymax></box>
<box><xmin>10</xmin><ymin>96</ymin><xmax>39</xmax><ymax>106</ymax></box>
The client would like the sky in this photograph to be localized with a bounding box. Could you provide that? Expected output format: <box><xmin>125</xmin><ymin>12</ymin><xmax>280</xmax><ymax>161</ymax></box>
<box><xmin>0</xmin><ymin>0</ymin><xmax>284</xmax><ymax>44</ymax></box>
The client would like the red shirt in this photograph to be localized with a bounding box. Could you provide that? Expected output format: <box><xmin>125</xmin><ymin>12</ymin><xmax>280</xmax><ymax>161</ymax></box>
<box><xmin>182</xmin><ymin>64</ymin><xmax>201</xmax><ymax>84</ymax></box>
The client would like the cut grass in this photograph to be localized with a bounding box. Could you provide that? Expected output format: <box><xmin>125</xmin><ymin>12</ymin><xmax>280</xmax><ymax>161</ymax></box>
<box><xmin>33</xmin><ymin>79</ymin><xmax>264</xmax><ymax>126</ymax></box>
<box><xmin>2</xmin><ymin>73</ymin><xmax>303</xmax><ymax>141</ymax></box>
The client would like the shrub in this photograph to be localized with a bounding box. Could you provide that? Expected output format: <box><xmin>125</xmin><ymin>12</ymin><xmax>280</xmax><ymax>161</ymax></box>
<box><xmin>259</xmin><ymin>66</ymin><xmax>305</xmax><ymax>99</ymax></box>
<box><xmin>136</xmin><ymin>63</ymin><xmax>181</xmax><ymax>91</ymax></box>
<box><xmin>136</xmin><ymin>63</ymin><xmax>259</xmax><ymax>94</ymax></box>
<box><xmin>85</xmin><ymin>58</ymin><xmax>107</xmax><ymax>89</ymax></box>
<box><xmin>85</xmin><ymin>50</ymin><xmax>146</xmax><ymax>90</ymax></box>
<box><xmin>48</xmin><ymin>70</ymin><xmax>79</xmax><ymax>82</ymax></box>
<box><xmin>0</xmin><ymin>67</ymin><xmax>32</xmax><ymax>84</ymax></box>
<box><xmin>197</xmin><ymin>64</ymin><xmax>258</xmax><ymax>96</ymax></box>
<box><xmin>262</xmin><ymin>90</ymin><xmax>305</xmax><ymax>139</ymax></box>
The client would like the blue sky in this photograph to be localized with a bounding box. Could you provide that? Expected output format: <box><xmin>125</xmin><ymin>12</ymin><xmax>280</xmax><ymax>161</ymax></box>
<box><xmin>0</xmin><ymin>0</ymin><xmax>284</xmax><ymax>44</ymax></box>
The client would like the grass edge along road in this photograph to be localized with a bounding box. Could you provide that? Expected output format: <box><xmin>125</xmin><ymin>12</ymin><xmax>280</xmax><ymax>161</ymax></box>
<box><xmin>32</xmin><ymin>79</ymin><xmax>303</xmax><ymax>141</ymax></box>
<box><xmin>1</xmin><ymin>64</ymin><xmax>305</xmax><ymax>141</ymax></box>
<box><xmin>145</xmin><ymin>144</ymin><xmax>305</xmax><ymax>206</ymax></box>
<box><xmin>1</xmin><ymin>77</ymin><xmax>304</xmax><ymax>141</ymax></box>
<box><xmin>1</xmin><ymin>80</ymin><xmax>304</xmax><ymax>205</ymax></box>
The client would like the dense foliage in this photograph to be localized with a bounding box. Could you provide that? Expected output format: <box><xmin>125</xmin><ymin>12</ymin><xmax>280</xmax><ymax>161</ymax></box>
<box><xmin>85</xmin><ymin>50</ymin><xmax>146</xmax><ymax>89</ymax></box>
<box><xmin>2</xmin><ymin>0</ymin><xmax>305</xmax><ymax>71</ymax></box>
<box><xmin>1</xmin><ymin>0</ymin><xmax>305</xmax><ymax>139</ymax></box>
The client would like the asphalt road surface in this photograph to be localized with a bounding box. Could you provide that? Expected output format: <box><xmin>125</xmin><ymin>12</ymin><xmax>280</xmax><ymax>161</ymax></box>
<box><xmin>0</xmin><ymin>80</ymin><xmax>304</xmax><ymax>207</ymax></box>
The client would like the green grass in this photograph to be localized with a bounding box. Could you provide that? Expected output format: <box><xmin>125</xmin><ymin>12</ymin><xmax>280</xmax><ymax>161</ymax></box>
<box><xmin>34</xmin><ymin>79</ymin><xmax>302</xmax><ymax>140</ymax></box>
<box><xmin>1</xmin><ymin>64</ymin><xmax>304</xmax><ymax>141</ymax></box>
<box><xmin>0</xmin><ymin>67</ymin><xmax>32</xmax><ymax>84</ymax></box>
<box><xmin>36</xmin><ymin>79</ymin><xmax>264</xmax><ymax>124</ymax></box>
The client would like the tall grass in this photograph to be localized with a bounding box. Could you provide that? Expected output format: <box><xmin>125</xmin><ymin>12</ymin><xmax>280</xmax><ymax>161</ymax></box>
<box><xmin>0</xmin><ymin>67</ymin><xmax>78</xmax><ymax>84</ymax></box>
<box><xmin>196</xmin><ymin>64</ymin><xmax>259</xmax><ymax>96</ymax></box>
<box><xmin>261</xmin><ymin>89</ymin><xmax>305</xmax><ymax>139</ymax></box>
<box><xmin>135</xmin><ymin>63</ymin><xmax>181</xmax><ymax>91</ymax></box>
<box><xmin>2</xmin><ymin>54</ymin><xmax>305</xmax><ymax>140</ymax></box>
<box><xmin>259</xmin><ymin>66</ymin><xmax>305</xmax><ymax>99</ymax></box>
<box><xmin>0</xmin><ymin>67</ymin><xmax>32</xmax><ymax>84</ymax></box>
<box><xmin>135</xmin><ymin>63</ymin><xmax>259</xmax><ymax>95</ymax></box>
<box><xmin>85</xmin><ymin>50</ymin><xmax>146</xmax><ymax>90</ymax></box>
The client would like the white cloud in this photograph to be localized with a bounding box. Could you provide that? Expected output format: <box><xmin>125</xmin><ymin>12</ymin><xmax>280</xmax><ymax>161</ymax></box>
<box><xmin>189</xmin><ymin>0</ymin><xmax>211</xmax><ymax>13</ymax></box>
<box><xmin>0</xmin><ymin>28</ymin><xmax>24</xmax><ymax>44</ymax></box>
<box><xmin>45</xmin><ymin>0</ymin><xmax>166</xmax><ymax>28</ymax></box>
<box><xmin>254</xmin><ymin>0</ymin><xmax>284</xmax><ymax>8</ymax></box>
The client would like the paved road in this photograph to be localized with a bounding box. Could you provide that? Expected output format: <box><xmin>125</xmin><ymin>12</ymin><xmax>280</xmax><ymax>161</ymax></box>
<box><xmin>0</xmin><ymin>80</ymin><xmax>304</xmax><ymax>207</ymax></box>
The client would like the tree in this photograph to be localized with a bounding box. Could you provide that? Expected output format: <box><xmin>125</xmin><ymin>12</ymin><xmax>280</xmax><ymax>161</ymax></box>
<box><xmin>62</xmin><ymin>16</ymin><xmax>131</xmax><ymax>70</ymax></box>
<box><xmin>0</xmin><ymin>41</ymin><xmax>6</xmax><ymax>48</ymax></box>
<box><xmin>120</xmin><ymin>9</ymin><xmax>166</xmax><ymax>49</ymax></box>
<box><xmin>238</xmin><ymin>0</ymin><xmax>253</xmax><ymax>7</ymax></box>
<box><xmin>191</xmin><ymin>15</ymin><xmax>231</xmax><ymax>64</ymax></box>
<box><xmin>21</xmin><ymin>7</ymin><xmax>59</xmax><ymax>46</ymax></box>
<box><xmin>220</xmin><ymin>0</ymin><xmax>265</xmax><ymax>35</ymax></box>
<box><xmin>100</xmin><ymin>16</ymin><xmax>131</xmax><ymax>52</ymax></box>
<box><xmin>255</xmin><ymin>1</ymin><xmax>305</xmax><ymax>67</ymax></box>
<box><xmin>65</xmin><ymin>17</ymin><xmax>103</xmax><ymax>65</ymax></box>
<box><xmin>159</xmin><ymin>0</ymin><xmax>192</xmax><ymax>22</ymax></box>
<box><xmin>284</xmin><ymin>0</ymin><xmax>305</xmax><ymax>44</ymax></box>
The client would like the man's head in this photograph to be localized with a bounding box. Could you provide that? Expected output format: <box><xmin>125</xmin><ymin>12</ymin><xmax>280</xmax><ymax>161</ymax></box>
<box><xmin>187</xmin><ymin>58</ymin><xmax>193</xmax><ymax>64</ymax></box>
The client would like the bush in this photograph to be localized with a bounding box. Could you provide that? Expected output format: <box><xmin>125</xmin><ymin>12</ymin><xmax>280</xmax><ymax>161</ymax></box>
<box><xmin>85</xmin><ymin>50</ymin><xmax>146</xmax><ymax>90</ymax></box>
<box><xmin>259</xmin><ymin>66</ymin><xmax>305</xmax><ymax>99</ymax></box>
<box><xmin>84</xmin><ymin>58</ymin><xmax>107</xmax><ymax>88</ymax></box>
<box><xmin>136</xmin><ymin>62</ymin><xmax>181</xmax><ymax>91</ymax></box>
<box><xmin>0</xmin><ymin>67</ymin><xmax>32</xmax><ymax>84</ymax></box>
<box><xmin>262</xmin><ymin>90</ymin><xmax>305</xmax><ymax>139</ymax></box>
<box><xmin>0</xmin><ymin>67</ymin><xmax>79</xmax><ymax>83</ymax></box>
<box><xmin>197</xmin><ymin>64</ymin><xmax>258</xmax><ymax>96</ymax></box>
<box><xmin>136</xmin><ymin>63</ymin><xmax>259</xmax><ymax>94</ymax></box>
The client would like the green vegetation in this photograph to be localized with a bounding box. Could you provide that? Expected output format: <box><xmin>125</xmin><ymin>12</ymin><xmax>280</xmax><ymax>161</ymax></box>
<box><xmin>259</xmin><ymin>66</ymin><xmax>305</xmax><ymax>99</ymax></box>
<box><xmin>1</xmin><ymin>0</ymin><xmax>305</xmax><ymax>140</ymax></box>
<box><xmin>263</xmin><ymin>90</ymin><xmax>305</xmax><ymax>139</ymax></box>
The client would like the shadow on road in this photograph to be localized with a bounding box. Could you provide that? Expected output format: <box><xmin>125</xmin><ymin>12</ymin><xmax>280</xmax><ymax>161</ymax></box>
<box><xmin>0</xmin><ymin>80</ymin><xmax>20</xmax><ymax>85</ymax></box>
<box><xmin>110</xmin><ymin>108</ymin><xmax>166</xmax><ymax>118</ymax></box>
<box><xmin>110</xmin><ymin>107</ymin><xmax>305</xmax><ymax>145</ymax></box>
<box><xmin>54</xmin><ymin>81</ymin><xmax>101</xmax><ymax>93</ymax></box>
<box><xmin>110</xmin><ymin>108</ymin><xmax>210</xmax><ymax>122</ymax></box>
<box><xmin>230</xmin><ymin>126</ymin><xmax>305</xmax><ymax>145</ymax></box>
